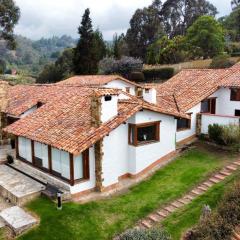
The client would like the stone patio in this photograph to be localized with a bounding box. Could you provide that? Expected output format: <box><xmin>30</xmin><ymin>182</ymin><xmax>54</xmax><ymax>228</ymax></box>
<box><xmin>0</xmin><ymin>206</ymin><xmax>37</xmax><ymax>235</ymax></box>
<box><xmin>0</xmin><ymin>165</ymin><xmax>45</xmax><ymax>206</ymax></box>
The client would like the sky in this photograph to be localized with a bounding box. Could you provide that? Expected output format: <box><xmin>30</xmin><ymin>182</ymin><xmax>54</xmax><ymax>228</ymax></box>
<box><xmin>14</xmin><ymin>0</ymin><xmax>232</xmax><ymax>41</ymax></box>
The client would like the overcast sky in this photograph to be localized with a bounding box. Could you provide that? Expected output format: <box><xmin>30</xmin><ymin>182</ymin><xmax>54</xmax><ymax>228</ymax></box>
<box><xmin>14</xmin><ymin>0</ymin><xmax>232</xmax><ymax>41</ymax></box>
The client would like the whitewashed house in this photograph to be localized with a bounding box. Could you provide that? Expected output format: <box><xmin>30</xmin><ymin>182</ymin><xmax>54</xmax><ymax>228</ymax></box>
<box><xmin>3</xmin><ymin>80</ymin><xmax>188</xmax><ymax>198</ymax></box>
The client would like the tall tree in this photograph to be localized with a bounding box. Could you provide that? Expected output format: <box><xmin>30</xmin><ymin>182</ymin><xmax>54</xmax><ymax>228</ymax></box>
<box><xmin>112</xmin><ymin>33</ymin><xmax>129</xmax><ymax>59</ymax></box>
<box><xmin>186</xmin><ymin>16</ymin><xmax>225</xmax><ymax>59</ymax></box>
<box><xmin>231</xmin><ymin>0</ymin><xmax>240</xmax><ymax>10</ymax></box>
<box><xmin>74</xmin><ymin>8</ymin><xmax>104</xmax><ymax>74</ymax></box>
<box><xmin>161</xmin><ymin>0</ymin><xmax>217</xmax><ymax>37</ymax></box>
<box><xmin>0</xmin><ymin>0</ymin><xmax>20</xmax><ymax>49</ymax></box>
<box><xmin>126</xmin><ymin>0</ymin><xmax>164</xmax><ymax>60</ymax></box>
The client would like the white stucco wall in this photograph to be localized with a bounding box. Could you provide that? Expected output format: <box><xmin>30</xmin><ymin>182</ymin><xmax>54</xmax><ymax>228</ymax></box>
<box><xmin>105</xmin><ymin>79</ymin><xmax>136</xmax><ymax>96</ymax></box>
<box><xmin>210</xmin><ymin>87</ymin><xmax>240</xmax><ymax>116</ymax></box>
<box><xmin>176</xmin><ymin>103</ymin><xmax>201</xmax><ymax>143</ymax></box>
<box><xmin>70</xmin><ymin>146</ymin><xmax>96</xmax><ymax>195</ymax></box>
<box><xmin>142</xmin><ymin>88</ymin><xmax>157</xmax><ymax>104</ymax></box>
<box><xmin>101</xmin><ymin>95</ymin><xmax>118</xmax><ymax>123</ymax></box>
<box><xmin>101</xmin><ymin>110</ymin><xmax>176</xmax><ymax>187</ymax></box>
<box><xmin>201</xmin><ymin>114</ymin><xmax>240</xmax><ymax>134</ymax></box>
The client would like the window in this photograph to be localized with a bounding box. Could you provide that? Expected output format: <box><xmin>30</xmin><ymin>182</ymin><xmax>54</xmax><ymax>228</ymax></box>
<box><xmin>177</xmin><ymin>118</ymin><xmax>191</xmax><ymax>131</ymax></box>
<box><xmin>231</xmin><ymin>89</ymin><xmax>240</xmax><ymax>101</ymax></box>
<box><xmin>125</xmin><ymin>87</ymin><xmax>130</xmax><ymax>93</ymax></box>
<box><xmin>201</xmin><ymin>98</ymin><xmax>216</xmax><ymax>114</ymax></box>
<box><xmin>129</xmin><ymin>122</ymin><xmax>160</xmax><ymax>146</ymax></box>
<box><xmin>136</xmin><ymin>87</ymin><xmax>143</xmax><ymax>97</ymax></box>
<box><xmin>235</xmin><ymin>110</ymin><xmax>240</xmax><ymax>116</ymax></box>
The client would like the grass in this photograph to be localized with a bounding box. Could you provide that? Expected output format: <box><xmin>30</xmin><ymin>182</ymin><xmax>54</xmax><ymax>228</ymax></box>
<box><xmin>16</xmin><ymin>144</ymin><xmax>235</xmax><ymax>240</ymax></box>
<box><xmin>162</xmin><ymin>171</ymin><xmax>240</xmax><ymax>240</ymax></box>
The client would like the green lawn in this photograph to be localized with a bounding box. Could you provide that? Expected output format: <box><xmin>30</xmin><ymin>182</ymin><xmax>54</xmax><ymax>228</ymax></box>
<box><xmin>15</xmin><ymin>145</ymin><xmax>235</xmax><ymax>240</ymax></box>
<box><xmin>162</xmin><ymin>171</ymin><xmax>240</xmax><ymax>240</ymax></box>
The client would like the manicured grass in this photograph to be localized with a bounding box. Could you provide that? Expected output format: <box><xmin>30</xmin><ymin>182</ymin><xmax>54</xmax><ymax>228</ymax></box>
<box><xmin>162</xmin><ymin>171</ymin><xmax>240</xmax><ymax>240</ymax></box>
<box><xmin>18</xmin><ymin>145</ymin><xmax>234</xmax><ymax>240</ymax></box>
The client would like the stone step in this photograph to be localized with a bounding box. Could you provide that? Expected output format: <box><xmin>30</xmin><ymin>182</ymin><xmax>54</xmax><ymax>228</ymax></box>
<box><xmin>198</xmin><ymin>185</ymin><xmax>208</xmax><ymax>192</ymax></box>
<box><xmin>185</xmin><ymin>194</ymin><xmax>195</xmax><ymax>201</ymax></box>
<box><xmin>203</xmin><ymin>181</ymin><xmax>214</xmax><ymax>188</ymax></box>
<box><xmin>226</xmin><ymin>165</ymin><xmax>238</xmax><ymax>171</ymax></box>
<box><xmin>220</xmin><ymin>170</ymin><xmax>232</xmax><ymax>176</ymax></box>
<box><xmin>164</xmin><ymin>205</ymin><xmax>177</xmax><ymax>213</ymax></box>
<box><xmin>233</xmin><ymin>161</ymin><xmax>240</xmax><ymax>166</ymax></box>
<box><xmin>141</xmin><ymin>220</ymin><xmax>152</xmax><ymax>229</ymax></box>
<box><xmin>148</xmin><ymin>214</ymin><xmax>161</xmax><ymax>223</ymax></box>
<box><xmin>209</xmin><ymin>177</ymin><xmax>221</xmax><ymax>184</ymax></box>
<box><xmin>191</xmin><ymin>189</ymin><xmax>204</xmax><ymax>196</ymax></box>
<box><xmin>178</xmin><ymin>198</ymin><xmax>191</xmax><ymax>205</ymax></box>
<box><xmin>0</xmin><ymin>206</ymin><xmax>37</xmax><ymax>235</ymax></box>
<box><xmin>156</xmin><ymin>210</ymin><xmax>169</xmax><ymax>218</ymax></box>
<box><xmin>171</xmin><ymin>201</ymin><xmax>184</xmax><ymax>208</ymax></box>
<box><xmin>214</xmin><ymin>174</ymin><xmax>226</xmax><ymax>181</ymax></box>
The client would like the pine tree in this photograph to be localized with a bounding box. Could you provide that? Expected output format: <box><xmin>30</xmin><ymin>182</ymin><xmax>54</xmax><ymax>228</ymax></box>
<box><xmin>73</xmin><ymin>8</ymin><xmax>99</xmax><ymax>74</ymax></box>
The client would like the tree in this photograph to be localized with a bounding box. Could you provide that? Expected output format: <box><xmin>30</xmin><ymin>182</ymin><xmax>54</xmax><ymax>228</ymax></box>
<box><xmin>147</xmin><ymin>35</ymin><xmax>187</xmax><ymax>64</ymax></box>
<box><xmin>161</xmin><ymin>0</ymin><xmax>217</xmax><ymax>37</ymax></box>
<box><xmin>186</xmin><ymin>16</ymin><xmax>225</xmax><ymax>59</ymax></box>
<box><xmin>231</xmin><ymin>0</ymin><xmax>240</xmax><ymax>10</ymax></box>
<box><xmin>126</xmin><ymin>0</ymin><xmax>164</xmax><ymax>60</ymax></box>
<box><xmin>73</xmin><ymin>9</ymin><xmax>106</xmax><ymax>74</ymax></box>
<box><xmin>112</xmin><ymin>33</ymin><xmax>129</xmax><ymax>59</ymax></box>
<box><xmin>0</xmin><ymin>0</ymin><xmax>20</xmax><ymax>49</ymax></box>
<box><xmin>0</xmin><ymin>59</ymin><xmax>6</xmax><ymax>73</ymax></box>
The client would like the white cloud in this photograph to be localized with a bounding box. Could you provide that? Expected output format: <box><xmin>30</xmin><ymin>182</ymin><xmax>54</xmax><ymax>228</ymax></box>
<box><xmin>14</xmin><ymin>0</ymin><xmax>232</xmax><ymax>40</ymax></box>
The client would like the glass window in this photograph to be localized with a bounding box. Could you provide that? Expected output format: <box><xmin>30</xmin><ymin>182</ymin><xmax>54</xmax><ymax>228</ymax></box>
<box><xmin>177</xmin><ymin>119</ymin><xmax>191</xmax><ymax>131</ymax></box>
<box><xmin>129</xmin><ymin>122</ymin><xmax>160</xmax><ymax>146</ymax></box>
<box><xmin>231</xmin><ymin>89</ymin><xmax>240</xmax><ymax>101</ymax></box>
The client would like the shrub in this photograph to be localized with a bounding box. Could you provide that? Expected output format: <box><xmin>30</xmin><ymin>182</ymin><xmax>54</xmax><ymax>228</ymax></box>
<box><xmin>221</xmin><ymin>125</ymin><xmax>240</xmax><ymax>146</ymax></box>
<box><xmin>129</xmin><ymin>72</ymin><xmax>145</xmax><ymax>82</ymax></box>
<box><xmin>208</xmin><ymin>124</ymin><xmax>224</xmax><ymax>145</ymax></box>
<box><xmin>143</xmin><ymin>68</ymin><xmax>174</xmax><ymax>82</ymax></box>
<box><xmin>99</xmin><ymin>56</ymin><xmax>143</xmax><ymax>77</ymax></box>
<box><xmin>119</xmin><ymin>228</ymin><xmax>171</xmax><ymax>240</ymax></box>
<box><xmin>210</xmin><ymin>55</ymin><xmax>235</xmax><ymax>69</ymax></box>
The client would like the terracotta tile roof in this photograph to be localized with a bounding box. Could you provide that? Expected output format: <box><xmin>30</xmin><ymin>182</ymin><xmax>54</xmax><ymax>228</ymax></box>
<box><xmin>154</xmin><ymin>68</ymin><xmax>237</xmax><ymax>112</ymax></box>
<box><xmin>3</xmin><ymin>84</ymin><xmax>188</xmax><ymax>155</ymax></box>
<box><xmin>58</xmin><ymin>75</ymin><xmax>143</xmax><ymax>88</ymax></box>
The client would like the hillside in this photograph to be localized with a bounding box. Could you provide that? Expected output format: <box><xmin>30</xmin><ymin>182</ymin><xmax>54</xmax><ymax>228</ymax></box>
<box><xmin>0</xmin><ymin>35</ymin><xmax>77</xmax><ymax>76</ymax></box>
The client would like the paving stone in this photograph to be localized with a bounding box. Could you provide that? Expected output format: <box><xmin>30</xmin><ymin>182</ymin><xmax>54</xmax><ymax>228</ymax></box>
<box><xmin>0</xmin><ymin>206</ymin><xmax>37</xmax><ymax>235</ymax></box>
<box><xmin>191</xmin><ymin>189</ymin><xmax>203</xmax><ymax>195</ymax></box>
<box><xmin>203</xmin><ymin>181</ymin><xmax>214</xmax><ymax>187</ymax></box>
<box><xmin>178</xmin><ymin>198</ymin><xmax>191</xmax><ymax>205</ymax></box>
<box><xmin>233</xmin><ymin>161</ymin><xmax>240</xmax><ymax>166</ymax></box>
<box><xmin>171</xmin><ymin>201</ymin><xmax>184</xmax><ymax>208</ymax></box>
<box><xmin>185</xmin><ymin>194</ymin><xmax>195</xmax><ymax>200</ymax></box>
<box><xmin>209</xmin><ymin>177</ymin><xmax>221</xmax><ymax>184</ymax></box>
<box><xmin>141</xmin><ymin>220</ymin><xmax>152</xmax><ymax>229</ymax></box>
<box><xmin>156</xmin><ymin>210</ymin><xmax>169</xmax><ymax>218</ymax></box>
<box><xmin>220</xmin><ymin>170</ymin><xmax>231</xmax><ymax>176</ymax></box>
<box><xmin>164</xmin><ymin>205</ymin><xmax>176</xmax><ymax>213</ymax></box>
<box><xmin>227</xmin><ymin>165</ymin><xmax>238</xmax><ymax>171</ymax></box>
<box><xmin>148</xmin><ymin>214</ymin><xmax>161</xmax><ymax>222</ymax></box>
<box><xmin>214</xmin><ymin>174</ymin><xmax>225</xmax><ymax>180</ymax></box>
<box><xmin>198</xmin><ymin>185</ymin><xmax>208</xmax><ymax>191</ymax></box>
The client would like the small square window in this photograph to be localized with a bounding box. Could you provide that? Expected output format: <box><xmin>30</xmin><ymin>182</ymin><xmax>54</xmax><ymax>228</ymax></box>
<box><xmin>235</xmin><ymin>110</ymin><xmax>240</xmax><ymax>116</ymax></box>
<box><xmin>231</xmin><ymin>89</ymin><xmax>240</xmax><ymax>101</ymax></box>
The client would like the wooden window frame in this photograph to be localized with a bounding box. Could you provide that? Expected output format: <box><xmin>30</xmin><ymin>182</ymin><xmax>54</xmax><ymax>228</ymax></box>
<box><xmin>201</xmin><ymin>98</ymin><xmax>216</xmax><ymax>114</ymax></box>
<box><xmin>125</xmin><ymin>87</ymin><xmax>130</xmax><ymax>93</ymax></box>
<box><xmin>128</xmin><ymin>121</ymin><xmax>160</xmax><ymax>146</ymax></box>
<box><xmin>177</xmin><ymin>116</ymin><xmax>191</xmax><ymax>132</ymax></box>
<box><xmin>230</xmin><ymin>88</ymin><xmax>240</xmax><ymax>101</ymax></box>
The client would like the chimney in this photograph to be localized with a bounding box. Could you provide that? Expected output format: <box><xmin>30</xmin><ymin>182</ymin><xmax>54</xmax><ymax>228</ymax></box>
<box><xmin>143</xmin><ymin>88</ymin><xmax>157</xmax><ymax>104</ymax></box>
<box><xmin>91</xmin><ymin>91</ymin><xmax>118</xmax><ymax>127</ymax></box>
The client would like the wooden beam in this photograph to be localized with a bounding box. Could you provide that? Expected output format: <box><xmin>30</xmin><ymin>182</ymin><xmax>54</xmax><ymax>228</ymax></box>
<box><xmin>48</xmin><ymin>146</ymin><xmax>52</xmax><ymax>173</ymax></box>
<box><xmin>83</xmin><ymin>149</ymin><xmax>90</xmax><ymax>179</ymax></box>
<box><xmin>15</xmin><ymin>136</ymin><xmax>19</xmax><ymax>158</ymax></box>
<box><xmin>69</xmin><ymin>153</ymin><xmax>74</xmax><ymax>186</ymax></box>
<box><xmin>31</xmin><ymin>140</ymin><xmax>35</xmax><ymax>165</ymax></box>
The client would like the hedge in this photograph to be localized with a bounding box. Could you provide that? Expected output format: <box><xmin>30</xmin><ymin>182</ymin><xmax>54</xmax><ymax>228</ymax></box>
<box><xmin>143</xmin><ymin>68</ymin><xmax>174</xmax><ymax>82</ymax></box>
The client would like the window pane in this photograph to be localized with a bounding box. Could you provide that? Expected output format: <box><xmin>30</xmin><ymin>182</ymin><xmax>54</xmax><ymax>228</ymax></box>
<box><xmin>137</xmin><ymin>125</ymin><xmax>156</xmax><ymax>142</ymax></box>
<box><xmin>201</xmin><ymin>100</ymin><xmax>210</xmax><ymax>113</ymax></box>
<box><xmin>130</xmin><ymin>125</ymin><xmax>135</xmax><ymax>144</ymax></box>
<box><xmin>177</xmin><ymin>119</ymin><xmax>190</xmax><ymax>130</ymax></box>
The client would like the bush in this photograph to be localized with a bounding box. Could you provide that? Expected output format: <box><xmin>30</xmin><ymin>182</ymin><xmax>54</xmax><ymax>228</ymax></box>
<box><xmin>221</xmin><ymin>125</ymin><xmax>240</xmax><ymax>146</ymax></box>
<box><xmin>119</xmin><ymin>228</ymin><xmax>171</xmax><ymax>240</ymax></box>
<box><xmin>99</xmin><ymin>56</ymin><xmax>143</xmax><ymax>78</ymax></box>
<box><xmin>208</xmin><ymin>124</ymin><xmax>224</xmax><ymax>145</ymax></box>
<box><xmin>129</xmin><ymin>72</ymin><xmax>145</xmax><ymax>82</ymax></box>
<box><xmin>184</xmin><ymin>181</ymin><xmax>240</xmax><ymax>240</ymax></box>
<box><xmin>210</xmin><ymin>55</ymin><xmax>235</xmax><ymax>69</ymax></box>
<box><xmin>143</xmin><ymin>68</ymin><xmax>174</xmax><ymax>82</ymax></box>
